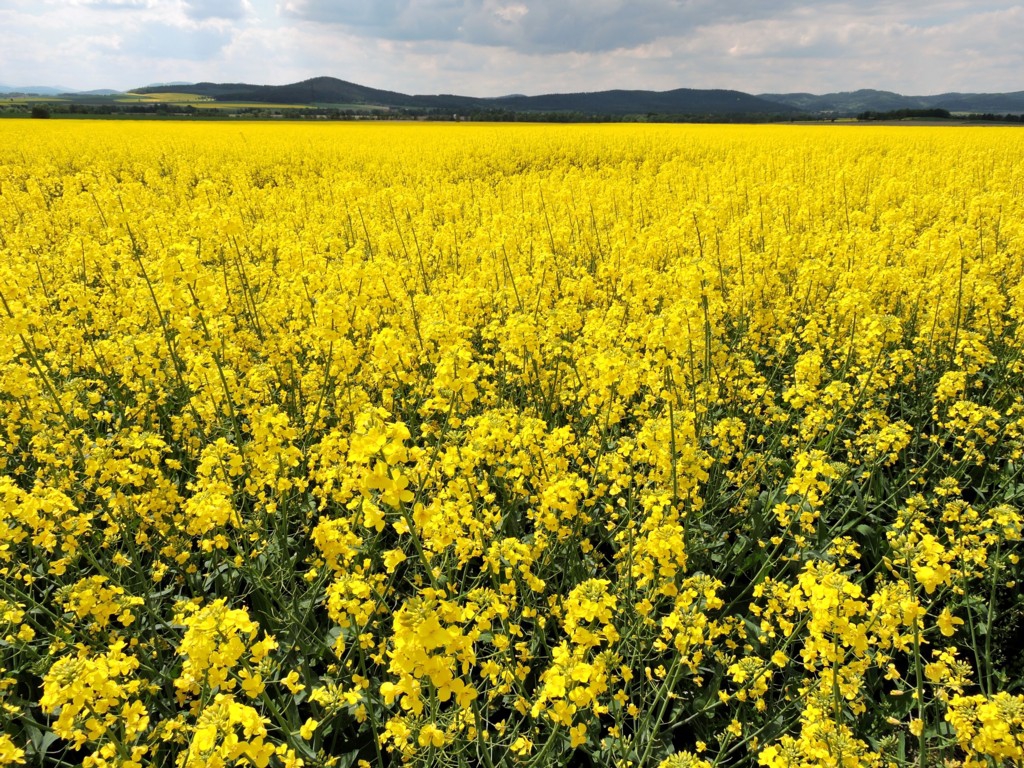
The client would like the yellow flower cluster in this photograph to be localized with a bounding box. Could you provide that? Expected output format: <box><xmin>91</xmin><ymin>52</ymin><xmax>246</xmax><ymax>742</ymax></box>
<box><xmin>1</xmin><ymin>120</ymin><xmax>1024</xmax><ymax>767</ymax></box>
<box><xmin>39</xmin><ymin>641</ymin><xmax>147</xmax><ymax>759</ymax></box>
<box><xmin>946</xmin><ymin>692</ymin><xmax>1024</xmax><ymax>765</ymax></box>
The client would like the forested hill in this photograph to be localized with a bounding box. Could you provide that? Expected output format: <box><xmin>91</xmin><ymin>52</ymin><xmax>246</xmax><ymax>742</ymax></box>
<box><xmin>134</xmin><ymin>77</ymin><xmax>796</xmax><ymax>115</ymax></box>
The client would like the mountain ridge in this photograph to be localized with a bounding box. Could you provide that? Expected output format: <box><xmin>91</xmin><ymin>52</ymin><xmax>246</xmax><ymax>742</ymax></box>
<box><xmin>6</xmin><ymin>77</ymin><xmax>1024</xmax><ymax>116</ymax></box>
<box><xmin>760</xmin><ymin>88</ymin><xmax>1024</xmax><ymax>113</ymax></box>
<box><xmin>132</xmin><ymin>77</ymin><xmax>1024</xmax><ymax>115</ymax></box>
<box><xmin>132</xmin><ymin>76</ymin><xmax>796</xmax><ymax>115</ymax></box>
<box><xmin>0</xmin><ymin>85</ymin><xmax>79</xmax><ymax>96</ymax></box>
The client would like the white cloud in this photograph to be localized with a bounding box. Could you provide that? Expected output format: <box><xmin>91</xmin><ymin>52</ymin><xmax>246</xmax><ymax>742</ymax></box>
<box><xmin>1</xmin><ymin>1</ymin><xmax>1022</xmax><ymax>95</ymax></box>
<box><xmin>183</xmin><ymin>0</ymin><xmax>249</xmax><ymax>20</ymax></box>
<box><xmin>68</xmin><ymin>0</ymin><xmax>155</xmax><ymax>8</ymax></box>
<box><xmin>492</xmin><ymin>3</ymin><xmax>527</xmax><ymax>23</ymax></box>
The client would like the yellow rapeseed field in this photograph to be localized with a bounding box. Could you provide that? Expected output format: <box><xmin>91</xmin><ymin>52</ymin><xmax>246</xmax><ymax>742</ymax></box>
<box><xmin>1</xmin><ymin>120</ymin><xmax>1024</xmax><ymax>768</ymax></box>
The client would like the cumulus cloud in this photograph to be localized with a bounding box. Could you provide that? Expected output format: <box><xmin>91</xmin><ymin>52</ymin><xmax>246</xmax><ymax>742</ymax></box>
<box><xmin>2</xmin><ymin>0</ymin><xmax>1023</xmax><ymax>95</ymax></box>
<box><xmin>119</xmin><ymin>21</ymin><xmax>235</xmax><ymax>58</ymax></box>
<box><xmin>69</xmin><ymin>0</ymin><xmax>152</xmax><ymax>7</ymax></box>
<box><xmin>280</xmin><ymin>0</ymin><xmax>794</xmax><ymax>52</ymax></box>
<box><xmin>281</xmin><ymin>0</ymin><xmax>970</xmax><ymax>53</ymax></box>
<box><xmin>66</xmin><ymin>0</ymin><xmax>156</xmax><ymax>10</ymax></box>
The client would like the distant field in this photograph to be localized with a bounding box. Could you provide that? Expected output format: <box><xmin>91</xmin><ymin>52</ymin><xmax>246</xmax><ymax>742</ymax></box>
<box><xmin>121</xmin><ymin>92</ymin><xmax>391</xmax><ymax>111</ymax></box>
<box><xmin>119</xmin><ymin>92</ymin><xmax>323</xmax><ymax>110</ymax></box>
<box><xmin>190</xmin><ymin>102</ymin><xmax>313</xmax><ymax>110</ymax></box>
<box><xmin>120</xmin><ymin>92</ymin><xmax>217</xmax><ymax>104</ymax></box>
<box><xmin>1</xmin><ymin>96</ymin><xmax>67</xmax><ymax>104</ymax></box>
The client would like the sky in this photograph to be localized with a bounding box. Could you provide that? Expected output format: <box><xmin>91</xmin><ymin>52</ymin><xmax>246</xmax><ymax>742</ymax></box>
<box><xmin>2</xmin><ymin>0</ymin><xmax>1023</xmax><ymax>95</ymax></box>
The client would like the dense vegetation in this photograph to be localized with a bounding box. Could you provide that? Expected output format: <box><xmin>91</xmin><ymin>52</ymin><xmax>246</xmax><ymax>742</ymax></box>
<box><xmin>856</xmin><ymin>108</ymin><xmax>952</xmax><ymax>121</ymax></box>
<box><xmin>1</xmin><ymin>123</ymin><xmax>1024</xmax><ymax>768</ymax></box>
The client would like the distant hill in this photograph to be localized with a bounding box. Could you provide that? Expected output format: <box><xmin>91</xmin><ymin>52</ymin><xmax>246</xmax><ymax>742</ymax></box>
<box><xmin>133</xmin><ymin>77</ymin><xmax>477</xmax><ymax>108</ymax></box>
<box><xmin>135</xmin><ymin>77</ymin><xmax>797</xmax><ymax>115</ymax></box>
<box><xmin>759</xmin><ymin>90</ymin><xmax>922</xmax><ymax>113</ymax></box>
<box><xmin>923</xmin><ymin>91</ymin><xmax>1024</xmax><ymax>113</ymax></box>
<box><xmin>762</xmin><ymin>89</ymin><xmax>1024</xmax><ymax>115</ymax></box>
<box><xmin>0</xmin><ymin>85</ymin><xmax>78</xmax><ymax>96</ymax></box>
<box><xmin>493</xmin><ymin>88</ymin><xmax>789</xmax><ymax>115</ymax></box>
<box><xmin>10</xmin><ymin>76</ymin><xmax>1024</xmax><ymax>119</ymax></box>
